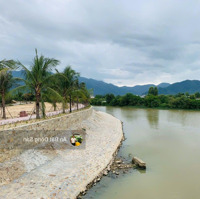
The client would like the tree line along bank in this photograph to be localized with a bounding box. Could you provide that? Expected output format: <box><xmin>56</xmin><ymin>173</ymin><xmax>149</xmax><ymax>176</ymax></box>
<box><xmin>91</xmin><ymin>87</ymin><xmax>200</xmax><ymax>110</ymax></box>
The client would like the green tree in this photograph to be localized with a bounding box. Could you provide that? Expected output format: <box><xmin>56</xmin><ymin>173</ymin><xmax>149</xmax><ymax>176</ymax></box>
<box><xmin>190</xmin><ymin>95</ymin><xmax>195</xmax><ymax>100</ymax></box>
<box><xmin>0</xmin><ymin>71</ymin><xmax>14</xmax><ymax>118</ymax></box>
<box><xmin>72</xmin><ymin>81</ymin><xmax>83</xmax><ymax>110</ymax></box>
<box><xmin>95</xmin><ymin>95</ymin><xmax>104</xmax><ymax>99</ymax></box>
<box><xmin>17</xmin><ymin>49</ymin><xmax>60</xmax><ymax>119</ymax></box>
<box><xmin>148</xmin><ymin>86</ymin><xmax>158</xmax><ymax>96</ymax></box>
<box><xmin>73</xmin><ymin>82</ymin><xmax>91</xmax><ymax>109</ymax></box>
<box><xmin>158</xmin><ymin>95</ymin><xmax>169</xmax><ymax>103</ymax></box>
<box><xmin>0</xmin><ymin>59</ymin><xmax>19</xmax><ymax>119</ymax></box>
<box><xmin>154</xmin><ymin>87</ymin><xmax>158</xmax><ymax>96</ymax></box>
<box><xmin>56</xmin><ymin>66</ymin><xmax>80</xmax><ymax>113</ymax></box>
<box><xmin>105</xmin><ymin>94</ymin><xmax>115</xmax><ymax>105</ymax></box>
<box><xmin>120</xmin><ymin>93</ymin><xmax>133</xmax><ymax>106</ymax></box>
<box><xmin>185</xmin><ymin>92</ymin><xmax>189</xmax><ymax>97</ymax></box>
<box><xmin>144</xmin><ymin>95</ymin><xmax>160</xmax><ymax>107</ymax></box>
<box><xmin>43</xmin><ymin>74</ymin><xmax>63</xmax><ymax>111</ymax></box>
<box><xmin>0</xmin><ymin>59</ymin><xmax>19</xmax><ymax>71</ymax></box>
<box><xmin>195</xmin><ymin>92</ymin><xmax>200</xmax><ymax>98</ymax></box>
<box><xmin>169</xmin><ymin>96</ymin><xmax>188</xmax><ymax>109</ymax></box>
<box><xmin>110</xmin><ymin>95</ymin><xmax>121</xmax><ymax>106</ymax></box>
<box><xmin>23</xmin><ymin>93</ymin><xmax>35</xmax><ymax>102</ymax></box>
<box><xmin>15</xmin><ymin>91</ymin><xmax>23</xmax><ymax>103</ymax></box>
<box><xmin>175</xmin><ymin>93</ymin><xmax>184</xmax><ymax>97</ymax></box>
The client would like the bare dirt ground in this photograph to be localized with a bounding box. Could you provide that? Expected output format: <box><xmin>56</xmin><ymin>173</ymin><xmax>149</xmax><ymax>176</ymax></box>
<box><xmin>0</xmin><ymin>102</ymin><xmax>85</xmax><ymax>129</ymax></box>
<box><xmin>0</xmin><ymin>102</ymin><xmax>63</xmax><ymax>119</ymax></box>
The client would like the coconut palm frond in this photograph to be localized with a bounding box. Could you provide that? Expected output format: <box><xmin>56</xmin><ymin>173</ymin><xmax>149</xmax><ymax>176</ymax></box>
<box><xmin>9</xmin><ymin>85</ymin><xmax>27</xmax><ymax>95</ymax></box>
<box><xmin>46</xmin><ymin>87</ymin><xmax>63</xmax><ymax>102</ymax></box>
<box><xmin>43</xmin><ymin>58</ymin><xmax>60</xmax><ymax>72</ymax></box>
<box><xmin>19</xmin><ymin>62</ymin><xmax>37</xmax><ymax>85</ymax></box>
<box><xmin>0</xmin><ymin>59</ymin><xmax>20</xmax><ymax>70</ymax></box>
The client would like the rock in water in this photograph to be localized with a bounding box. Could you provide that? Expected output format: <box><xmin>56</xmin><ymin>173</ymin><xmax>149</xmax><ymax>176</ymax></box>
<box><xmin>132</xmin><ymin>157</ymin><xmax>146</xmax><ymax>169</ymax></box>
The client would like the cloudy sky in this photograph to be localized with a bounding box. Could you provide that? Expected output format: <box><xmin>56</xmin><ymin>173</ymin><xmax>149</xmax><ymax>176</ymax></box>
<box><xmin>1</xmin><ymin>0</ymin><xmax>200</xmax><ymax>86</ymax></box>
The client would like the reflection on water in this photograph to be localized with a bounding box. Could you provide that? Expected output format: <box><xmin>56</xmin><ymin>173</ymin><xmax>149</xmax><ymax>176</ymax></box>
<box><xmin>146</xmin><ymin>109</ymin><xmax>159</xmax><ymax>129</ymax></box>
<box><xmin>84</xmin><ymin>106</ymin><xmax>200</xmax><ymax>199</ymax></box>
<box><xmin>137</xmin><ymin>168</ymin><xmax>146</xmax><ymax>174</ymax></box>
<box><xmin>166</xmin><ymin>109</ymin><xmax>195</xmax><ymax>127</ymax></box>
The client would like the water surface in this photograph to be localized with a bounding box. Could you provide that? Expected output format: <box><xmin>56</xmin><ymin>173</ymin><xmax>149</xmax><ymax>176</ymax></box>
<box><xmin>84</xmin><ymin>106</ymin><xmax>200</xmax><ymax>199</ymax></box>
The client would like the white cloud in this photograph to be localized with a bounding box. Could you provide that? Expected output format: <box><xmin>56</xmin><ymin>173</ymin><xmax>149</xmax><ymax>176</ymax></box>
<box><xmin>0</xmin><ymin>0</ymin><xmax>200</xmax><ymax>86</ymax></box>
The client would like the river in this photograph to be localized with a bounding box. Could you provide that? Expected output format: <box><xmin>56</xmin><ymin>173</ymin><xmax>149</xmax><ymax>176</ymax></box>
<box><xmin>83</xmin><ymin>106</ymin><xmax>200</xmax><ymax>199</ymax></box>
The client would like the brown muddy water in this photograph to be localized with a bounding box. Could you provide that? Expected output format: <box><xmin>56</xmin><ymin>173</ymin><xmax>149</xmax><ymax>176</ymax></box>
<box><xmin>83</xmin><ymin>106</ymin><xmax>200</xmax><ymax>199</ymax></box>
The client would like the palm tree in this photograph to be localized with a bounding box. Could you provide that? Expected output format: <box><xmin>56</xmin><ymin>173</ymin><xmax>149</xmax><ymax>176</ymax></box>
<box><xmin>72</xmin><ymin>82</ymin><xmax>90</xmax><ymax>110</ymax></box>
<box><xmin>43</xmin><ymin>74</ymin><xmax>62</xmax><ymax>111</ymax></box>
<box><xmin>17</xmin><ymin>49</ymin><xmax>60</xmax><ymax>119</ymax></box>
<box><xmin>53</xmin><ymin>72</ymin><xmax>68</xmax><ymax>113</ymax></box>
<box><xmin>0</xmin><ymin>70</ymin><xmax>14</xmax><ymax>119</ymax></box>
<box><xmin>78</xmin><ymin>82</ymin><xmax>91</xmax><ymax>107</ymax></box>
<box><xmin>0</xmin><ymin>59</ymin><xmax>19</xmax><ymax>71</ymax></box>
<box><xmin>56</xmin><ymin>66</ymin><xmax>79</xmax><ymax>113</ymax></box>
<box><xmin>72</xmin><ymin>80</ymin><xmax>82</xmax><ymax>110</ymax></box>
<box><xmin>66</xmin><ymin>67</ymin><xmax>80</xmax><ymax>113</ymax></box>
<box><xmin>0</xmin><ymin>59</ymin><xmax>19</xmax><ymax>119</ymax></box>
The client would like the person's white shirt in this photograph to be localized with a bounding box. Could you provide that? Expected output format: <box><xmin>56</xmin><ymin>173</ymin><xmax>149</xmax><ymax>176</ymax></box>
<box><xmin>71</xmin><ymin>137</ymin><xmax>76</xmax><ymax>144</ymax></box>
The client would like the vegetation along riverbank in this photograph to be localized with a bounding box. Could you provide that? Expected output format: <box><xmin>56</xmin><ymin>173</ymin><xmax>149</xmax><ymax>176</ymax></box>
<box><xmin>91</xmin><ymin>87</ymin><xmax>200</xmax><ymax>110</ymax></box>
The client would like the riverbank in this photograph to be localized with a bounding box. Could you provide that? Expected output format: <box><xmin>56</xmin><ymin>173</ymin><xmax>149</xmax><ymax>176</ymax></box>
<box><xmin>0</xmin><ymin>108</ymin><xmax>124</xmax><ymax>198</ymax></box>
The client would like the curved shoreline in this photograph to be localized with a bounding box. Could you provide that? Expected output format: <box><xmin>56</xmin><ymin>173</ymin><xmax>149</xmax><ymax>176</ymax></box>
<box><xmin>0</xmin><ymin>108</ymin><xmax>124</xmax><ymax>199</ymax></box>
<box><xmin>77</xmin><ymin>122</ymin><xmax>124</xmax><ymax>198</ymax></box>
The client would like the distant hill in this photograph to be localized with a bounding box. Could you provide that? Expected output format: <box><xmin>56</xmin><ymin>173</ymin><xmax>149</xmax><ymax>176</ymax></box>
<box><xmin>11</xmin><ymin>71</ymin><xmax>200</xmax><ymax>96</ymax></box>
<box><xmin>158</xmin><ymin>80</ymin><xmax>200</xmax><ymax>95</ymax></box>
<box><xmin>79</xmin><ymin>77</ymin><xmax>157</xmax><ymax>95</ymax></box>
<box><xmin>12</xmin><ymin>70</ymin><xmax>25</xmax><ymax>78</ymax></box>
<box><xmin>157</xmin><ymin>83</ymin><xmax>170</xmax><ymax>88</ymax></box>
<box><xmin>78</xmin><ymin>78</ymin><xmax>200</xmax><ymax>96</ymax></box>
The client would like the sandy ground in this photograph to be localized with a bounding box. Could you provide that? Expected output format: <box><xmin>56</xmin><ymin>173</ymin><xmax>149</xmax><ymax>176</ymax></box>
<box><xmin>0</xmin><ymin>102</ymin><xmax>85</xmax><ymax>128</ymax></box>
<box><xmin>0</xmin><ymin>102</ymin><xmax>63</xmax><ymax>119</ymax></box>
<box><xmin>0</xmin><ymin>109</ymin><xmax>123</xmax><ymax>199</ymax></box>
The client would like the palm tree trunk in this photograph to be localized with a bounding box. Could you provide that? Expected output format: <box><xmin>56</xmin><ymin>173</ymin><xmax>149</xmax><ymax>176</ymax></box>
<box><xmin>53</xmin><ymin>101</ymin><xmax>56</xmax><ymax>111</ymax></box>
<box><xmin>62</xmin><ymin>96</ymin><xmax>66</xmax><ymax>113</ymax></box>
<box><xmin>69</xmin><ymin>95</ymin><xmax>72</xmax><ymax>113</ymax></box>
<box><xmin>62</xmin><ymin>102</ymin><xmax>65</xmax><ymax>113</ymax></box>
<box><xmin>1</xmin><ymin>92</ymin><xmax>6</xmax><ymax>119</ymax></box>
<box><xmin>77</xmin><ymin>97</ymin><xmax>79</xmax><ymax>110</ymax></box>
<box><xmin>36</xmin><ymin>93</ymin><xmax>40</xmax><ymax>119</ymax></box>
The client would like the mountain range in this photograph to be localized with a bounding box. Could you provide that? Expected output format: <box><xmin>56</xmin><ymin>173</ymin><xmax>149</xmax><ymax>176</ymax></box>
<box><xmin>78</xmin><ymin>78</ymin><xmax>200</xmax><ymax>95</ymax></box>
<box><xmin>79</xmin><ymin>77</ymin><xmax>170</xmax><ymax>95</ymax></box>
<box><xmin>12</xmin><ymin>71</ymin><xmax>200</xmax><ymax>96</ymax></box>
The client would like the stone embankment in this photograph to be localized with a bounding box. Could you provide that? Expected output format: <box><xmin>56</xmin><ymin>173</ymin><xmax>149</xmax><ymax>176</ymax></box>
<box><xmin>0</xmin><ymin>106</ymin><xmax>92</xmax><ymax>163</ymax></box>
<box><xmin>0</xmin><ymin>107</ymin><xmax>124</xmax><ymax>199</ymax></box>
